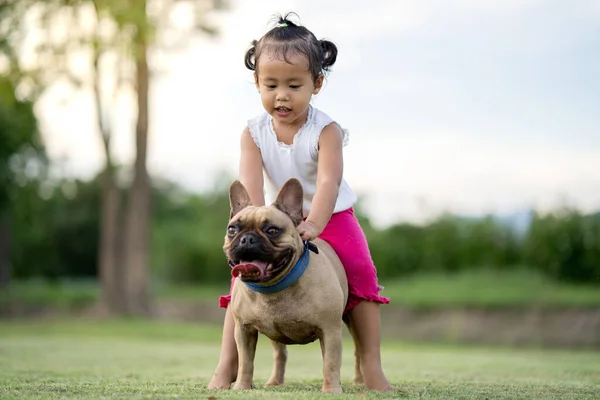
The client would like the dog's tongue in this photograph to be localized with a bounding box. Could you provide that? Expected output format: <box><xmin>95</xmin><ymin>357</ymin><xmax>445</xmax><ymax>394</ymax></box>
<box><xmin>231</xmin><ymin>260</ymin><xmax>269</xmax><ymax>278</ymax></box>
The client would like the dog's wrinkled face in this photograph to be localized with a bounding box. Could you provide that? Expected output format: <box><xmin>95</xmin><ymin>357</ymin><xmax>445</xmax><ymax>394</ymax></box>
<box><xmin>224</xmin><ymin>178</ymin><xmax>304</xmax><ymax>284</ymax></box>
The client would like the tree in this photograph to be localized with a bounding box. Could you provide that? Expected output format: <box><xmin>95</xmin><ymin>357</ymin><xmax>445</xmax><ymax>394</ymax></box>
<box><xmin>2</xmin><ymin>0</ymin><xmax>227</xmax><ymax>314</ymax></box>
<box><xmin>0</xmin><ymin>76</ymin><xmax>44</xmax><ymax>288</ymax></box>
<box><xmin>0</xmin><ymin>79</ymin><xmax>41</xmax><ymax>288</ymax></box>
<box><xmin>1</xmin><ymin>3</ymin><xmax>47</xmax><ymax>287</ymax></box>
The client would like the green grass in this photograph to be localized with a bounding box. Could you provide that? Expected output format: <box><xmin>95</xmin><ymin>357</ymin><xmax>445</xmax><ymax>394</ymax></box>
<box><xmin>2</xmin><ymin>269</ymin><xmax>600</xmax><ymax>311</ymax></box>
<box><xmin>380</xmin><ymin>269</ymin><xmax>600</xmax><ymax>309</ymax></box>
<box><xmin>0</xmin><ymin>319</ymin><xmax>598</xmax><ymax>399</ymax></box>
<box><xmin>0</xmin><ymin>279</ymin><xmax>99</xmax><ymax>309</ymax></box>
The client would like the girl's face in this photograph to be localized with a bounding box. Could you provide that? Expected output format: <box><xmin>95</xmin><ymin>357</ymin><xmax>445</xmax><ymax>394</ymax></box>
<box><xmin>254</xmin><ymin>50</ymin><xmax>324</xmax><ymax>128</ymax></box>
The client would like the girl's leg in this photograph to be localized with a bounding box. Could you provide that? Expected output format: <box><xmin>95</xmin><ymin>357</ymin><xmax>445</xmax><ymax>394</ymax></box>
<box><xmin>207</xmin><ymin>307</ymin><xmax>238</xmax><ymax>389</ymax></box>
<box><xmin>318</xmin><ymin>209</ymin><xmax>392</xmax><ymax>391</ymax></box>
<box><xmin>347</xmin><ymin>300</ymin><xmax>392</xmax><ymax>391</ymax></box>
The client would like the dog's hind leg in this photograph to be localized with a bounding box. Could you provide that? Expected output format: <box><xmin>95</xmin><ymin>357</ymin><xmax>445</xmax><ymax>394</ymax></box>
<box><xmin>232</xmin><ymin>323</ymin><xmax>258</xmax><ymax>390</ymax></box>
<box><xmin>264</xmin><ymin>340</ymin><xmax>287</xmax><ymax>387</ymax></box>
<box><xmin>344</xmin><ymin>315</ymin><xmax>364</xmax><ymax>385</ymax></box>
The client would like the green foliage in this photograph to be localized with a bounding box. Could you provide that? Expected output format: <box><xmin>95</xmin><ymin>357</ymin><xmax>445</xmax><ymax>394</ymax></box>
<box><xmin>368</xmin><ymin>214</ymin><xmax>522</xmax><ymax>278</ymax></box>
<box><xmin>7</xmin><ymin>172</ymin><xmax>231</xmax><ymax>284</ymax></box>
<box><xmin>7</xmin><ymin>171</ymin><xmax>600</xmax><ymax>286</ymax></box>
<box><xmin>0</xmin><ymin>77</ymin><xmax>44</xmax><ymax>212</ymax></box>
<box><xmin>150</xmin><ymin>180</ymin><xmax>232</xmax><ymax>284</ymax></box>
<box><xmin>9</xmin><ymin>178</ymin><xmax>100</xmax><ymax>279</ymax></box>
<box><xmin>11</xmin><ymin>167</ymin><xmax>600</xmax><ymax>284</ymax></box>
<box><xmin>523</xmin><ymin>209</ymin><xmax>600</xmax><ymax>284</ymax></box>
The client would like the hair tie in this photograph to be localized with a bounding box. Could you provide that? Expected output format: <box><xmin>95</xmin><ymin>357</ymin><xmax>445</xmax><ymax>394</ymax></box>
<box><xmin>277</xmin><ymin>22</ymin><xmax>288</xmax><ymax>28</ymax></box>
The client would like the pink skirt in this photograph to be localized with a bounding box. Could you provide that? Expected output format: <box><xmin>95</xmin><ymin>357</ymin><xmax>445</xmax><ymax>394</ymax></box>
<box><xmin>218</xmin><ymin>208</ymin><xmax>390</xmax><ymax>314</ymax></box>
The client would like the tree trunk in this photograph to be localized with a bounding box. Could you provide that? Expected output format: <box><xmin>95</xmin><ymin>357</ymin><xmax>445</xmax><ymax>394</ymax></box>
<box><xmin>92</xmin><ymin>15</ymin><xmax>125</xmax><ymax>314</ymax></box>
<box><xmin>98</xmin><ymin>167</ymin><xmax>125</xmax><ymax>313</ymax></box>
<box><xmin>123</xmin><ymin>11</ymin><xmax>151</xmax><ymax>316</ymax></box>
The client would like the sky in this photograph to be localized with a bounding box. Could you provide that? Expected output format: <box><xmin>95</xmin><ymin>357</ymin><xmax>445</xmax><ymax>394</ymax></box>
<box><xmin>35</xmin><ymin>0</ymin><xmax>600</xmax><ymax>228</ymax></box>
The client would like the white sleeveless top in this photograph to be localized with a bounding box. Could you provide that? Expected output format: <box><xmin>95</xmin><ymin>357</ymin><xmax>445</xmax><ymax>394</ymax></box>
<box><xmin>248</xmin><ymin>105</ymin><xmax>357</xmax><ymax>216</ymax></box>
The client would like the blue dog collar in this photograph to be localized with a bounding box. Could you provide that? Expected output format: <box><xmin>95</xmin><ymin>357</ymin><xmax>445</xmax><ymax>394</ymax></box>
<box><xmin>243</xmin><ymin>241</ymin><xmax>315</xmax><ymax>294</ymax></box>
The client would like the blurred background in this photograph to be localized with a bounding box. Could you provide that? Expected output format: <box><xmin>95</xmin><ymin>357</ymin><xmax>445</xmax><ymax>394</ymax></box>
<box><xmin>1</xmin><ymin>0</ymin><xmax>599</xmax><ymax>347</ymax></box>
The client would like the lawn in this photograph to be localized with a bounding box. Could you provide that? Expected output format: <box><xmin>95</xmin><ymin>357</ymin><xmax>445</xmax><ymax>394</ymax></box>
<box><xmin>0</xmin><ymin>319</ymin><xmax>598</xmax><ymax>399</ymax></box>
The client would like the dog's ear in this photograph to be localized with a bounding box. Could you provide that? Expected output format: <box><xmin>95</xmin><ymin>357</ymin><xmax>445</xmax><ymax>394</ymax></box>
<box><xmin>273</xmin><ymin>178</ymin><xmax>304</xmax><ymax>226</ymax></box>
<box><xmin>229</xmin><ymin>180</ymin><xmax>252</xmax><ymax>219</ymax></box>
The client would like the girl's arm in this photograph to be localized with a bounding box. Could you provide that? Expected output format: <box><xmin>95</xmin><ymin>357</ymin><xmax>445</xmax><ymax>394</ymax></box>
<box><xmin>302</xmin><ymin>123</ymin><xmax>344</xmax><ymax>238</ymax></box>
<box><xmin>239</xmin><ymin>127</ymin><xmax>265</xmax><ymax>206</ymax></box>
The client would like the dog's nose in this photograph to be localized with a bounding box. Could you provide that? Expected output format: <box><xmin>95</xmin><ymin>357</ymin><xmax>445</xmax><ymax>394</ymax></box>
<box><xmin>239</xmin><ymin>232</ymin><xmax>259</xmax><ymax>247</ymax></box>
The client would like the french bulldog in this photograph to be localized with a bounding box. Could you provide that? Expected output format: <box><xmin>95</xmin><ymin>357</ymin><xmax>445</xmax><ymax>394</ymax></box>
<box><xmin>225</xmin><ymin>178</ymin><xmax>352</xmax><ymax>394</ymax></box>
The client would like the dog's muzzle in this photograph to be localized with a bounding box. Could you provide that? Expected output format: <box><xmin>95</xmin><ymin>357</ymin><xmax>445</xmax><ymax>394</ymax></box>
<box><xmin>229</xmin><ymin>249</ymin><xmax>293</xmax><ymax>282</ymax></box>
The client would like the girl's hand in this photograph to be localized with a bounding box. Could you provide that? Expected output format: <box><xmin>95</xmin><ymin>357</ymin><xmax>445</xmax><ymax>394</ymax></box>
<box><xmin>297</xmin><ymin>220</ymin><xmax>320</xmax><ymax>241</ymax></box>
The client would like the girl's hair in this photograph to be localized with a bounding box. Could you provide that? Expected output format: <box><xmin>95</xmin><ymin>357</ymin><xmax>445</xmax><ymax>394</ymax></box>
<box><xmin>244</xmin><ymin>12</ymin><xmax>338</xmax><ymax>83</ymax></box>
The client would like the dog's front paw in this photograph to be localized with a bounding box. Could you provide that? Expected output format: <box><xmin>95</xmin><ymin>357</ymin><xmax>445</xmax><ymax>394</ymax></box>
<box><xmin>232</xmin><ymin>381</ymin><xmax>255</xmax><ymax>390</ymax></box>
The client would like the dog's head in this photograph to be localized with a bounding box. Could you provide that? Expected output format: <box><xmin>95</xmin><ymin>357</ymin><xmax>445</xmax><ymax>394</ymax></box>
<box><xmin>224</xmin><ymin>178</ymin><xmax>305</xmax><ymax>284</ymax></box>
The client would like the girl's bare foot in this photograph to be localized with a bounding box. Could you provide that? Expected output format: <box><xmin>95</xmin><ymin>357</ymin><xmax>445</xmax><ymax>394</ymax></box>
<box><xmin>360</xmin><ymin>358</ymin><xmax>393</xmax><ymax>391</ymax></box>
<box><xmin>207</xmin><ymin>363</ymin><xmax>237</xmax><ymax>389</ymax></box>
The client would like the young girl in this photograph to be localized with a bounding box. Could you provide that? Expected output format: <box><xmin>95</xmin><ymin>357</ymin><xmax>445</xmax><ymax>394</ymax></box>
<box><xmin>208</xmin><ymin>13</ymin><xmax>392</xmax><ymax>392</ymax></box>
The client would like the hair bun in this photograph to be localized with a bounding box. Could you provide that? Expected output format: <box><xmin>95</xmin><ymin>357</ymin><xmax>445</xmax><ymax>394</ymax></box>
<box><xmin>244</xmin><ymin>40</ymin><xmax>257</xmax><ymax>71</ymax></box>
<box><xmin>277</xmin><ymin>12</ymin><xmax>299</xmax><ymax>28</ymax></box>
<box><xmin>320</xmin><ymin>40</ymin><xmax>338</xmax><ymax>70</ymax></box>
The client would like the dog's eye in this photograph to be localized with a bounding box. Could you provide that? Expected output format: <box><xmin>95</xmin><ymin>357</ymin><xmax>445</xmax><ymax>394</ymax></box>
<box><xmin>227</xmin><ymin>226</ymin><xmax>238</xmax><ymax>236</ymax></box>
<box><xmin>265</xmin><ymin>226</ymin><xmax>280</xmax><ymax>236</ymax></box>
